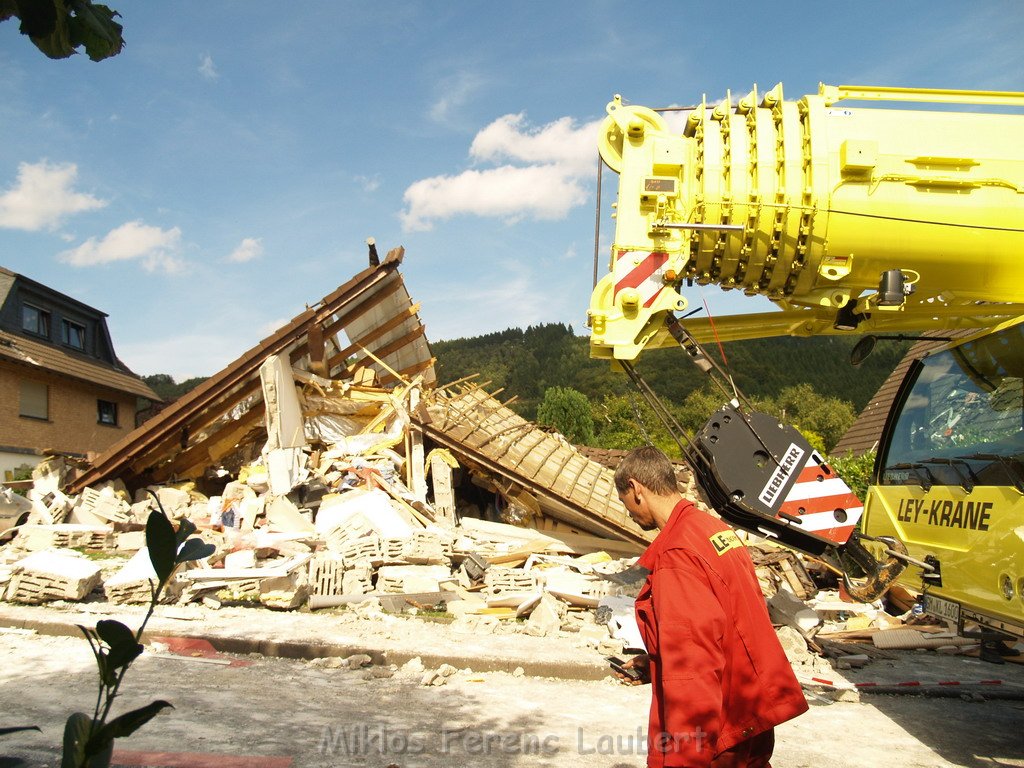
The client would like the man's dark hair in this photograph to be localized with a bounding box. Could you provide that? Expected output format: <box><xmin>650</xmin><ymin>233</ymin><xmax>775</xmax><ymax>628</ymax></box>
<box><xmin>614</xmin><ymin>445</ymin><xmax>678</xmax><ymax>495</ymax></box>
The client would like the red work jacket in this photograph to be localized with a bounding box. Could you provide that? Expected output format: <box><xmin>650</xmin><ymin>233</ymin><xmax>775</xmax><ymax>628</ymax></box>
<box><xmin>635</xmin><ymin>500</ymin><xmax>808</xmax><ymax>767</ymax></box>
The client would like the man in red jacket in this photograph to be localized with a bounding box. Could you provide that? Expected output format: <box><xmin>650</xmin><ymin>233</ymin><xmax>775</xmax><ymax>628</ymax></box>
<box><xmin>614</xmin><ymin>446</ymin><xmax>808</xmax><ymax>767</ymax></box>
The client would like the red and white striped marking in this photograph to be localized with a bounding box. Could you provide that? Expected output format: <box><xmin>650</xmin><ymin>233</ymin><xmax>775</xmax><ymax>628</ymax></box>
<box><xmin>613</xmin><ymin>250</ymin><xmax>670</xmax><ymax>308</ymax></box>
<box><xmin>777</xmin><ymin>456</ymin><xmax>861</xmax><ymax>544</ymax></box>
<box><xmin>805</xmin><ymin>675</ymin><xmax>1004</xmax><ymax>689</ymax></box>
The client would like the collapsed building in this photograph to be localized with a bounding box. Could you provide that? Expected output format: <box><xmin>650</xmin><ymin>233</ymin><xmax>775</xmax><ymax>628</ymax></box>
<box><xmin>0</xmin><ymin>249</ymin><xmax>962</xmax><ymax>665</ymax></box>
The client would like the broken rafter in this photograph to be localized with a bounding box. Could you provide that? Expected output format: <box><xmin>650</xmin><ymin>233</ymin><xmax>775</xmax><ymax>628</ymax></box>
<box><xmin>327</xmin><ymin>303</ymin><xmax>422</xmax><ymax>372</ymax></box>
<box><xmin>350</xmin><ymin>326</ymin><xmax>427</xmax><ymax>376</ymax></box>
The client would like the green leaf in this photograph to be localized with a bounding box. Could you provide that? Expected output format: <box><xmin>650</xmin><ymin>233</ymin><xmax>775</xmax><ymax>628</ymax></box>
<box><xmin>67</xmin><ymin>2</ymin><xmax>123</xmax><ymax>62</ymax></box>
<box><xmin>14</xmin><ymin>0</ymin><xmax>58</xmax><ymax>37</ymax></box>
<box><xmin>0</xmin><ymin>0</ymin><xmax>19</xmax><ymax>24</ymax></box>
<box><xmin>96</xmin><ymin>619</ymin><xmax>143</xmax><ymax>670</ymax></box>
<box><xmin>145</xmin><ymin>510</ymin><xmax>176</xmax><ymax>586</ymax></box>
<box><xmin>95</xmin><ymin>619</ymin><xmax>134</xmax><ymax>649</ymax></box>
<box><xmin>175</xmin><ymin>537</ymin><xmax>215</xmax><ymax>565</ymax></box>
<box><xmin>91</xmin><ymin>700</ymin><xmax>172</xmax><ymax>745</ymax></box>
<box><xmin>0</xmin><ymin>725</ymin><xmax>41</xmax><ymax>735</ymax></box>
<box><xmin>175</xmin><ymin>517</ymin><xmax>197</xmax><ymax>546</ymax></box>
<box><xmin>61</xmin><ymin>712</ymin><xmax>92</xmax><ymax>768</ymax></box>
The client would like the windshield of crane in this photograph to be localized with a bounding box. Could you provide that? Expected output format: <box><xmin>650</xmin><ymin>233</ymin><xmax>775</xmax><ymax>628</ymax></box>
<box><xmin>880</xmin><ymin>324</ymin><xmax>1024</xmax><ymax>488</ymax></box>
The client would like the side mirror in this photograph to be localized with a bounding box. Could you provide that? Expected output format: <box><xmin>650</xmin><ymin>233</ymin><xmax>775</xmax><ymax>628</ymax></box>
<box><xmin>850</xmin><ymin>335</ymin><xmax>877</xmax><ymax>366</ymax></box>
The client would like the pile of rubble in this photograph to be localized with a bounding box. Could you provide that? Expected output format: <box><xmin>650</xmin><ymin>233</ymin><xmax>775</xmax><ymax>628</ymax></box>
<box><xmin>0</xmin><ymin>359</ymin><xmax>651</xmax><ymax>654</ymax></box>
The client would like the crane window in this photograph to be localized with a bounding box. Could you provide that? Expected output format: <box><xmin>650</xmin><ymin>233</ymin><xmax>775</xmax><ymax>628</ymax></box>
<box><xmin>880</xmin><ymin>325</ymin><xmax>1024</xmax><ymax>487</ymax></box>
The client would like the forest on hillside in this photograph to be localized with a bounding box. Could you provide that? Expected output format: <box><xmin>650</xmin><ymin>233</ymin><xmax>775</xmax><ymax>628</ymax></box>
<box><xmin>432</xmin><ymin>323</ymin><xmax>909</xmax><ymax>457</ymax></box>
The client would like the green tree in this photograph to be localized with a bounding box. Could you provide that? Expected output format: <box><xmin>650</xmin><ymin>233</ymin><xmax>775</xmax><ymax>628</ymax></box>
<box><xmin>143</xmin><ymin>374</ymin><xmax>208</xmax><ymax>402</ymax></box>
<box><xmin>537</xmin><ymin>387</ymin><xmax>595</xmax><ymax>445</ymax></box>
<box><xmin>828</xmin><ymin>450</ymin><xmax>877</xmax><ymax>500</ymax></box>
<box><xmin>768</xmin><ymin>383</ymin><xmax>856</xmax><ymax>452</ymax></box>
<box><xmin>591</xmin><ymin>393</ymin><xmax>684</xmax><ymax>459</ymax></box>
<box><xmin>1</xmin><ymin>0</ymin><xmax>124</xmax><ymax>61</ymax></box>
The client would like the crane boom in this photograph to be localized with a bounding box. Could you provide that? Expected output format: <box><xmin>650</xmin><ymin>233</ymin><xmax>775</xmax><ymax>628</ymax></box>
<box><xmin>588</xmin><ymin>83</ymin><xmax>1024</xmax><ymax>359</ymax></box>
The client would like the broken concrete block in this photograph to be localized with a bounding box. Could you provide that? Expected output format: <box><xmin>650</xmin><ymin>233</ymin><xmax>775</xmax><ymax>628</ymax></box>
<box><xmin>104</xmin><ymin>547</ymin><xmax>167</xmax><ymax>604</ymax></box>
<box><xmin>445</xmin><ymin>596</ymin><xmax>487</xmax><ymax>616</ymax></box>
<box><xmin>401</xmin><ymin>531</ymin><xmax>450</xmax><ymax>565</ymax></box>
<box><xmin>307</xmin><ymin>553</ymin><xmax>347</xmax><ymax>596</ymax></box>
<box><xmin>376</xmin><ymin>565</ymin><xmax>450</xmax><ymax>594</ymax></box>
<box><xmin>15</xmin><ymin>524</ymin><xmax>113</xmax><ymax>552</ymax></box>
<box><xmin>597</xmin><ymin>637</ymin><xmax>625</xmax><ymax>656</ymax></box>
<box><xmin>769</xmin><ymin>588</ymin><xmax>821</xmax><ymax>633</ymax></box>
<box><xmin>484</xmin><ymin>566</ymin><xmax>543</xmax><ymax>596</ymax></box>
<box><xmin>342</xmin><ymin>566</ymin><xmax>373</xmax><ymax>595</ymax></box>
<box><xmin>77</xmin><ymin>487</ymin><xmax>131</xmax><ymax>524</ymax></box>
<box><xmin>265</xmin><ymin>495</ymin><xmax>316</xmax><ymax>535</ymax></box>
<box><xmin>153</xmin><ymin>487</ymin><xmax>192</xmax><ymax>516</ymax></box>
<box><xmin>401</xmin><ymin>657</ymin><xmax>425</xmax><ymax>675</ymax></box>
<box><xmin>544</xmin><ymin>568</ymin><xmax>618</xmax><ymax>607</ymax></box>
<box><xmin>525</xmin><ymin>593</ymin><xmax>567</xmax><ymax>637</ymax></box>
<box><xmin>421</xmin><ymin>663</ymin><xmax>458</xmax><ymax>687</ymax></box>
<box><xmin>259</xmin><ymin>572</ymin><xmax>308</xmax><ymax>610</ymax></box>
<box><xmin>452</xmin><ymin>614</ymin><xmax>499</xmax><ymax>635</ymax></box>
<box><xmin>116</xmin><ymin>530</ymin><xmax>147</xmax><ymax>552</ymax></box>
<box><xmin>324</xmin><ymin>511</ymin><xmax>377</xmax><ymax>553</ymax></box>
<box><xmin>6</xmin><ymin>550</ymin><xmax>102</xmax><ymax>603</ymax></box>
<box><xmin>336</xmin><ymin>534</ymin><xmax>384</xmax><ymax>567</ymax></box>
<box><xmin>315</xmin><ymin>489</ymin><xmax>414</xmax><ymax>539</ymax></box>
<box><xmin>345</xmin><ymin>653</ymin><xmax>373</xmax><ymax>668</ymax></box>
<box><xmin>775</xmin><ymin>625</ymin><xmax>813</xmax><ymax>665</ymax></box>
<box><xmin>835</xmin><ymin>654</ymin><xmax>871</xmax><ymax>670</ymax></box>
<box><xmin>25</xmin><ymin>488</ymin><xmax>73</xmax><ymax>526</ymax></box>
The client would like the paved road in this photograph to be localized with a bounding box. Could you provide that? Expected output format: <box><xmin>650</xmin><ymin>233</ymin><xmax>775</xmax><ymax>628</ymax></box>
<box><xmin>2</xmin><ymin>631</ymin><xmax>1023</xmax><ymax>767</ymax></box>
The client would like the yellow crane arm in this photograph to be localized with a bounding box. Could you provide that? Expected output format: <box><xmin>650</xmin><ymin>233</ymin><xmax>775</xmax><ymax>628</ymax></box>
<box><xmin>588</xmin><ymin>83</ymin><xmax>1024</xmax><ymax>361</ymax></box>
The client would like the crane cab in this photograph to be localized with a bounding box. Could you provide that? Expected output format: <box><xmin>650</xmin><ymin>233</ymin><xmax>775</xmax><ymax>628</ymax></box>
<box><xmin>863</xmin><ymin>318</ymin><xmax>1024</xmax><ymax>640</ymax></box>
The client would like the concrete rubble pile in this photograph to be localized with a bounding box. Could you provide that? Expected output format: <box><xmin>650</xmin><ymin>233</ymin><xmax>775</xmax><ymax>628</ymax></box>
<box><xmin>0</xmin><ymin>352</ymin><xmax>657</xmax><ymax>654</ymax></box>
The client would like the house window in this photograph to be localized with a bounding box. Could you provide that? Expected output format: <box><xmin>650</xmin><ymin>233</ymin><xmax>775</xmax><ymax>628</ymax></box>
<box><xmin>21</xmin><ymin>304</ymin><xmax>50</xmax><ymax>337</ymax></box>
<box><xmin>19</xmin><ymin>380</ymin><xmax>48</xmax><ymax>420</ymax></box>
<box><xmin>62</xmin><ymin>319</ymin><xmax>86</xmax><ymax>350</ymax></box>
<box><xmin>98</xmin><ymin>399</ymin><xmax>118</xmax><ymax>426</ymax></box>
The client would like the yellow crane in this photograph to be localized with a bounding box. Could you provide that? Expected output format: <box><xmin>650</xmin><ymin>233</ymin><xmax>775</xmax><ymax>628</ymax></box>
<box><xmin>588</xmin><ymin>83</ymin><xmax>1024</xmax><ymax>651</ymax></box>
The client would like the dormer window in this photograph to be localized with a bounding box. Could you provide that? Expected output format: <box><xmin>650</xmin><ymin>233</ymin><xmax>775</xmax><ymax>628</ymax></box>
<box><xmin>22</xmin><ymin>304</ymin><xmax>50</xmax><ymax>337</ymax></box>
<box><xmin>62</xmin><ymin>319</ymin><xmax>86</xmax><ymax>350</ymax></box>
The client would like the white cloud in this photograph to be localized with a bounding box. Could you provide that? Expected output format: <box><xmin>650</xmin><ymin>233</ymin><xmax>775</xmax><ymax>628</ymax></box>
<box><xmin>227</xmin><ymin>236</ymin><xmax>263</xmax><ymax>263</ymax></box>
<box><xmin>198</xmin><ymin>53</ymin><xmax>219</xmax><ymax>80</ymax></box>
<box><xmin>59</xmin><ymin>221</ymin><xmax>184</xmax><ymax>273</ymax></box>
<box><xmin>0</xmin><ymin>161</ymin><xmax>107</xmax><ymax>231</ymax></box>
<box><xmin>401</xmin><ymin>164</ymin><xmax>589</xmax><ymax>232</ymax></box>
<box><xmin>470</xmin><ymin>113</ymin><xmax>599</xmax><ymax>176</ymax></box>
<box><xmin>354</xmin><ymin>174</ymin><xmax>381</xmax><ymax>193</ymax></box>
<box><xmin>401</xmin><ymin>113</ymin><xmax>601</xmax><ymax>232</ymax></box>
<box><xmin>429</xmin><ymin>71</ymin><xmax>484</xmax><ymax>124</ymax></box>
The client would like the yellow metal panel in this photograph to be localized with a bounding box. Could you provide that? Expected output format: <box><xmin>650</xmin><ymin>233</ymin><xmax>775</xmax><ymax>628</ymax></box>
<box><xmin>864</xmin><ymin>484</ymin><xmax>1024</xmax><ymax>632</ymax></box>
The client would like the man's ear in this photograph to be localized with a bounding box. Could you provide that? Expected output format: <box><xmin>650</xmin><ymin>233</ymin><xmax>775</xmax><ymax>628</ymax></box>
<box><xmin>629</xmin><ymin>479</ymin><xmax>642</xmax><ymax>505</ymax></box>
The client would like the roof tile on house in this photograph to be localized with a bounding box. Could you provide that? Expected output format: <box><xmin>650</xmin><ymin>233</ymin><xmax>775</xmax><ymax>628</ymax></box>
<box><xmin>0</xmin><ymin>329</ymin><xmax>159</xmax><ymax>401</ymax></box>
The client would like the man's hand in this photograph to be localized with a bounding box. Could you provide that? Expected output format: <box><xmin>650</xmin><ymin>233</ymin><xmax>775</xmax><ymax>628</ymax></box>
<box><xmin>612</xmin><ymin>654</ymin><xmax>651</xmax><ymax>685</ymax></box>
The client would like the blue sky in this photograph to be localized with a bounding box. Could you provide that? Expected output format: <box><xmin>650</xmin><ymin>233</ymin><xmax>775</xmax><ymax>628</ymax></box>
<box><xmin>1</xmin><ymin>2</ymin><xmax>1022</xmax><ymax>380</ymax></box>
